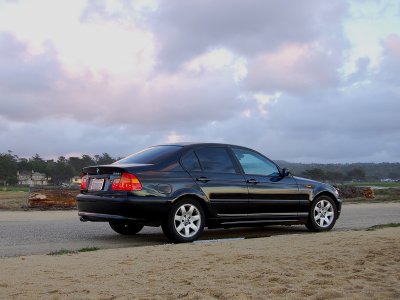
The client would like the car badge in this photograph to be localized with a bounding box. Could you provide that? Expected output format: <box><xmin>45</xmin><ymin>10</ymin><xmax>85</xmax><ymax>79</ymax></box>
<box><xmin>96</xmin><ymin>168</ymin><xmax>100</xmax><ymax>175</ymax></box>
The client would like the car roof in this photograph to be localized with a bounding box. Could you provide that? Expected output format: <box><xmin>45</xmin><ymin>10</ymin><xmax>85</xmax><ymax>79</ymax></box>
<box><xmin>153</xmin><ymin>143</ymin><xmax>278</xmax><ymax>167</ymax></box>
<box><xmin>154</xmin><ymin>142</ymin><xmax>255</xmax><ymax>150</ymax></box>
<box><xmin>155</xmin><ymin>142</ymin><xmax>233</xmax><ymax>147</ymax></box>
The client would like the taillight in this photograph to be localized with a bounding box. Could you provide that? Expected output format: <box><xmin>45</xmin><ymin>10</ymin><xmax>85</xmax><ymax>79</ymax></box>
<box><xmin>112</xmin><ymin>173</ymin><xmax>142</xmax><ymax>191</ymax></box>
<box><xmin>80</xmin><ymin>175</ymin><xmax>88</xmax><ymax>190</ymax></box>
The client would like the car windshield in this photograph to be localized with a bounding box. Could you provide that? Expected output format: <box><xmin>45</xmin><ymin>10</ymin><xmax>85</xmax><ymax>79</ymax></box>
<box><xmin>113</xmin><ymin>146</ymin><xmax>182</xmax><ymax>165</ymax></box>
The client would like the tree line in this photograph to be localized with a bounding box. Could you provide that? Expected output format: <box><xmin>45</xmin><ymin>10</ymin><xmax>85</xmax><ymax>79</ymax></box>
<box><xmin>0</xmin><ymin>151</ymin><xmax>117</xmax><ymax>185</ymax></box>
<box><xmin>299</xmin><ymin>167</ymin><xmax>366</xmax><ymax>183</ymax></box>
<box><xmin>278</xmin><ymin>160</ymin><xmax>400</xmax><ymax>183</ymax></box>
<box><xmin>1</xmin><ymin>151</ymin><xmax>400</xmax><ymax>186</ymax></box>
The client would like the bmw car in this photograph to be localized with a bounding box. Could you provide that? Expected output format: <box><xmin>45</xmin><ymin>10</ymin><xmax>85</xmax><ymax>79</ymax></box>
<box><xmin>77</xmin><ymin>143</ymin><xmax>341</xmax><ymax>242</ymax></box>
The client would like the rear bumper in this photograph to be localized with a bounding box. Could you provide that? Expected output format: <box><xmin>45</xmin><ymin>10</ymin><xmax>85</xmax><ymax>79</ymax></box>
<box><xmin>76</xmin><ymin>193</ymin><xmax>171</xmax><ymax>225</ymax></box>
<box><xmin>79</xmin><ymin>212</ymin><xmax>140</xmax><ymax>222</ymax></box>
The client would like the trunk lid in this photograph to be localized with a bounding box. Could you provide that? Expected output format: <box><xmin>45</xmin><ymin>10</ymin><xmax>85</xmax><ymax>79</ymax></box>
<box><xmin>81</xmin><ymin>164</ymin><xmax>151</xmax><ymax>194</ymax></box>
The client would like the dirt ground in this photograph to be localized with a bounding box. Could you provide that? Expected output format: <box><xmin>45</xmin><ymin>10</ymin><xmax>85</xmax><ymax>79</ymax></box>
<box><xmin>0</xmin><ymin>227</ymin><xmax>399</xmax><ymax>299</ymax></box>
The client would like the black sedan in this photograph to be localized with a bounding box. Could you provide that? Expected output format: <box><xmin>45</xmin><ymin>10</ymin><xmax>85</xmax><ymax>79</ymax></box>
<box><xmin>77</xmin><ymin>143</ymin><xmax>341</xmax><ymax>242</ymax></box>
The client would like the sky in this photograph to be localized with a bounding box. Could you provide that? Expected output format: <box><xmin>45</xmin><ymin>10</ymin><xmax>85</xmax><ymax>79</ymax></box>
<box><xmin>0</xmin><ymin>0</ymin><xmax>399</xmax><ymax>163</ymax></box>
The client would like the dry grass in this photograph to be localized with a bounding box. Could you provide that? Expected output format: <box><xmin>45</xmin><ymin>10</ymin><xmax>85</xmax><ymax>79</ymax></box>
<box><xmin>48</xmin><ymin>247</ymin><xmax>100</xmax><ymax>256</ymax></box>
<box><xmin>0</xmin><ymin>191</ymin><xmax>28</xmax><ymax>210</ymax></box>
<box><xmin>343</xmin><ymin>188</ymin><xmax>400</xmax><ymax>203</ymax></box>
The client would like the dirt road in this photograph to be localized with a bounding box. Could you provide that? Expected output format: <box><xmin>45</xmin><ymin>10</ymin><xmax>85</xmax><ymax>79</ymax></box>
<box><xmin>1</xmin><ymin>202</ymin><xmax>400</xmax><ymax>257</ymax></box>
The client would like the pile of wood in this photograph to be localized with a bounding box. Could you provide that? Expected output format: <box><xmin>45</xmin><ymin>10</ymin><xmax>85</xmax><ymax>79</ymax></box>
<box><xmin>28</xmin><ymin>187</ymin><xmax>79</xmax><ymax>209</ymax></box>
<box><xmin>338</xmin><ymin>186</ymin><xmax>375</xmax><ymax>199</ymax></box>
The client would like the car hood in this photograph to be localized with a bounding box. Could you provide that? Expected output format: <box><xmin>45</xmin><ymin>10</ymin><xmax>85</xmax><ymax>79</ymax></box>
<box><xmin>293</xmin><ymin>176</ymin><xmax>323</xmax><ymax>185</ymax></box>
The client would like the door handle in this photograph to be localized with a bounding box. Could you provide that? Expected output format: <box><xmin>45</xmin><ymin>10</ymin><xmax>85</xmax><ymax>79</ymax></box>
<box><xmin>196</xmin><ymin>177</ymin><xmax>210</xmax><ymax>183</ymax></box>
<box><xmin>247</xmin><ymin>178</ymin><xmax>259</xmax><ymax>184</ymax></box>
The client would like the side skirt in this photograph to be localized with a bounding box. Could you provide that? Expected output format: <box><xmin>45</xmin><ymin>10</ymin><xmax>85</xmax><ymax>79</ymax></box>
<box><xmin>207</xmin><ymin>212</ymin><xmax>308</xmax><ymax>229</ymax></box>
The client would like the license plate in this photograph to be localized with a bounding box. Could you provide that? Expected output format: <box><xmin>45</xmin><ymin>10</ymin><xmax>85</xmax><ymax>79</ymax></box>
<box><xmin>89</xmin><ymin>178</ymin><xmax>105</xmax><ymax>191</ymax></box>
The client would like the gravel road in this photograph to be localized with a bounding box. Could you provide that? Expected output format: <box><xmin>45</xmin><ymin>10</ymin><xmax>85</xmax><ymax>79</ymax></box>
<box><xmin>1</xmin><ymin>202</ymin><xmax>399</xmax><ymax>257</ymax></box>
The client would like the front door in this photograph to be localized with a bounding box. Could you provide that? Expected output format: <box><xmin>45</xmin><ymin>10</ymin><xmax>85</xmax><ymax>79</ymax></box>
<box><xmin>231</xmin><ymin>147</ymin><xmax>301</xmax><ymax>218</ymax></box>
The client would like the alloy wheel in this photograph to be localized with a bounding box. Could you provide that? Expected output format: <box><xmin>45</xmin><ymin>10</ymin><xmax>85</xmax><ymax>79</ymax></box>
<box><xmin>313</xmin><ymin>199</ymin><xmax>335</xmax><ymax>228</ymax></box>
<box><xmin>174</xmin><ymin>204</ymin><xmax>202</xmax><ymax>238</ymax></box>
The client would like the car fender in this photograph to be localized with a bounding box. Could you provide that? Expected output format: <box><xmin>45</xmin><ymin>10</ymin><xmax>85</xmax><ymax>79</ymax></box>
<box><xmin>313</xmin><ymin>184</ymin><xmax>339</xmax><ymax>201</ymax></box>
<box><xmin>169</xmin><ymin>188</ymin><xmax>217</xmax><ymax>217</ymax></box>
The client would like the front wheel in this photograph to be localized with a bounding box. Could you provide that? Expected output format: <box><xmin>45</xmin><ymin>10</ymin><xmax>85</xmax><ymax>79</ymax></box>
<box><xmin>162</xmin><ymin>199</ymin><xmax>205</xmax><ymax>243</ymax></box>
<box><xmin>306</xmin><ymin>196</ymin><xmax>337</xmax><ymax>232</ymax></box>
<box><xmin>109</xmin><ymin>221</ymin><xmax>144</xmax><ymax>235</ymax></box>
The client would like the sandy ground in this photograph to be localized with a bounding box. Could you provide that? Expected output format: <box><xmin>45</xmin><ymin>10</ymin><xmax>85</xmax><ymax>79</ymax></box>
<box><xmin>0</xmin><ymin>227</ymin><xmax>399</xmax><ymax>300</ymax></box>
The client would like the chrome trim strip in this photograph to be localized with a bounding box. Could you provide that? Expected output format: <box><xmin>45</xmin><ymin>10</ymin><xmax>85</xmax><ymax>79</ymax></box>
<box><xmin>218</xmin><ymin>212</ymin><xmax>304</xmax><ymax>217</ymax></box>
<box><xmin>220</xmin><ymin>219</ymin><xmax>301</xmax><ymax>225</ymax></box>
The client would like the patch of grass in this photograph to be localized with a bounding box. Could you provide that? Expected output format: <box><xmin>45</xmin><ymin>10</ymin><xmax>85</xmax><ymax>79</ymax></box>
<box><xmin>345</xmin><ymin>182</ymin><xmax>400</xmax><ymax>188</ymax></box>
<box><xmin>48</xmin><ymin>247</ymin><xmax>99</xmax><ymax>255</ymax></box>
<box><xmin>48</xmin><ymin>249</ymin><xmax>76</xmax><ymax>256</ymax></box>
<box><xmin>0</xmin><ymin>186</ymin><xmax>30</xmax><ymax>192</ymax></box>
<box><xmin>366</xmin><ymin>223</ymin><xmax>400</xmax><ymax>231</ymax></box>
<box><xmin>77</xmin><ymin>247</ymin><xmax>99</xmax><ymax>253</ymax></box>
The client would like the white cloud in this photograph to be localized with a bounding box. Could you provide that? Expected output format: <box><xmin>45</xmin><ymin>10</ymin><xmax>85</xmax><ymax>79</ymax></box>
<box><xmin>0</xmin><ymin>0</ymin><xmax>156</xmax><ymax>83</ymax></box>
<box><xmin>342</xmin><ymin>0</ymin><xmax>400</xmax><ymax>75</ymax></box>
<box><xmin>245</xmin><ymin>42</ymin><xmax>341</xmax><ymax>94</ymax></box>
<box><xmin>241</xmin><ymin>109</ymin><xmax>251</xmax><ymax>118</ymax></box>
<box><xmin>165</xmin><ymin>131</ymin><xmax>185</xmax><ymax>143</ymax></box>
<box><xmin>184</xmin><ymin>48</ymin><xmax>247</xmax><ymax>83</ymax></box>
<box><xmin>253</xmin><ymin>92</ymin><xmax>281</xmax><ymax>115</ymax></box>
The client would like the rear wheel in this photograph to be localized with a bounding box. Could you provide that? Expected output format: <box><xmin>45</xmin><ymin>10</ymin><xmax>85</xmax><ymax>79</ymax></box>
<box><xmin>162</xmin><ymin>199</ymin><xmax>204</xmax><ymax>243</ymax></box>
<box><xmin>306</xmin><ymin>195</ymin><xmax>337</xmax><ymax>232</ymax></box>
<box><xmin>109</xmin><ymin>221</ymin><xmax>144</xmax><ymax>235</ymax></box>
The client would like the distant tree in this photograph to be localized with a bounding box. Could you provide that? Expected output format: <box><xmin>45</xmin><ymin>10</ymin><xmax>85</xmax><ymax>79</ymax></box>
<box><xmin>346</xmin><ymin>168</ymin><xmax>366</xmax><ymax>182</ymax></box>
<box><xmin>388</xmin><ymin>171</ymin><xmax>400</xmax><ymax>180</ymax></box>
<box><xmin>96</xmin><ymin>153</ymin><xmax>115</xmax><ymax>165</ymax></box>
<box><xmin>0</xmin><ymin>151</ymin><xmax>18</xmax><ymax>185</ymax></box>
<box><xmin>17</xmin><ymin>158</ymin><xmax>31</xmax><ymax>172</ymax></box>
<box><xmin>68</xmin><ymin>157</ymin><xmax>82</xmax><ymax>176</ymax></box>
<box><xmin>325</xmin><ymin>170</ymin><xmax>345</xmax><ymax>184</ymax></box>
<box><xmin>81</xmin><ymin>154</ymin><xmax>96</xmax><ymax>168</ymax></box>
<box><xmin>68</xmin><ymin>155</ymin><xmax>96</xmax><ymax>176</ymax></box>
<box><xmin>47</xmin><ymin>156</ymin><xmax>75</xmax><ymax>185</ymax></box>
<box><xmin>302</xmin><ymin>168</ymin><xmax>326</xmax><ymax>181</ymax></box>
<box><xmin>29</xmin><ymin>154</ymin><xmax>47</xmax><ymax>174</ymax></box>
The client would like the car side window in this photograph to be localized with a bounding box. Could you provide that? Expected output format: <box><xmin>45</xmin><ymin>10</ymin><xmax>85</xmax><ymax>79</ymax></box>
<box><xmin>232</xmin><ymin>148</ymin><xmax>280</xmax><ymax>176</ymax></box>
<box><xmin>195</xmin><ymin>147</ymin><xmax>237</xmax><ymax>174</ymax></box>
<box><xmin>181</xmin><ymin>151</ymin><xmax>202</xmax><ymax>172</ymax></box>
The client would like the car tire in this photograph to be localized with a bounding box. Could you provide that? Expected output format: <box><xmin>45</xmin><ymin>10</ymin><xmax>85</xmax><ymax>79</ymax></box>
<box><xmin>109</xmin><ymin>221</ymin><xmax>144</xmax><ymax>235</ymax></box>
<box><xmin>306</xmin><ymin>195</ymin><xmax>337</xmax><ymax>232</ymax></box>
<box><xmin>162</xmin><ymin>198</ymin><xmax>205</xmax><ymax>243</ymax></box>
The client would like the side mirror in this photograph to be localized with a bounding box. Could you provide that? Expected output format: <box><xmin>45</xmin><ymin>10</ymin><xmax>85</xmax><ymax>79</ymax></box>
<box><xmin>281</xmin><ymin>168</ymin><xmax>290</xmax><ymax>177</ymax></box>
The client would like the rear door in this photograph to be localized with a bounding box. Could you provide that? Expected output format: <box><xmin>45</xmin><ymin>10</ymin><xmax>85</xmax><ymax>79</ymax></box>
<box><xmin>181</xmin><ymin>147</ymin><xmax>248</xmax><ymax>215</ymax></box>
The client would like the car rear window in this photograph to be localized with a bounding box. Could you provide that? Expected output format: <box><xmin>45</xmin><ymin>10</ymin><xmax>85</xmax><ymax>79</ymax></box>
<box><xmin>181</xmin><ymin>151</ymin><xmax>202</xmax><ymax>172</ymax></box>
<box><xmin>114</xmin><ymin>146</ymin><xmax>181</xmax><ymax>165</ymax></box>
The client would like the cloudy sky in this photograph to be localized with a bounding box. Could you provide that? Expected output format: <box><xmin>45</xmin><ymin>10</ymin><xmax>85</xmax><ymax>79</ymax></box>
<box><xmin>0</xmin><ymin>0</ymin><xmax>399</xmax><ymax>163</ymax></box>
